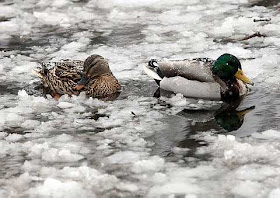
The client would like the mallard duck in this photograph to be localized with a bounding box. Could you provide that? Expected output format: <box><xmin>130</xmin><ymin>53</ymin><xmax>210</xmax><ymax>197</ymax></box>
<box><xmin>34</xmin><ymin>54</ymin><xmax>121</xmax><ymax>100</ymax></box>
<box><xmin>144</xmin><ymin>53</ymin><xmax>253</xmax><ymax>102</ymax></box>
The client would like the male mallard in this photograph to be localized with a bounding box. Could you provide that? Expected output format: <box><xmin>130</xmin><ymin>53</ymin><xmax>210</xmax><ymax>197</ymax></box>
<box><xmin>34</xmin><ymin>54</ymin><xmax>121</xmax><ymax>100</ymax></box>
<box><xmin>144</xmin><ymin>53</ymin><xmax>253</xmax><ymax>102</ymax></box>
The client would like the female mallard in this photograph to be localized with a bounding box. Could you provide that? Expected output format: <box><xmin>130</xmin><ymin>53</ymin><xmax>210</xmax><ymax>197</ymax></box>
<box><xmin>34</xmin><ymin>54</ymin><xmax>121</xmax><ymax>100</ymax></box>
<box><xmin>144</xmin><ymin>53</ymin><xmax>253</xmax><ymax>102</ymax></box>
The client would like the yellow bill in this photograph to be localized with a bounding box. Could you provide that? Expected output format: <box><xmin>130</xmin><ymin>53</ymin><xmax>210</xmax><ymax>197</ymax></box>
<box><xmin>235</xmin><ymin>69</ymin><xmax>254</xmax><ymax>85</ymax></box>
<box><xmin>236</xmin><ymin>106</ymin><xmax>255</xmax><ymax>120</ymax></box>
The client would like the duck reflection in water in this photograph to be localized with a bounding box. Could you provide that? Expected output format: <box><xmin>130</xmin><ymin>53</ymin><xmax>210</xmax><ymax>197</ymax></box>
<box><xmin>151</xmin><ymin>88</ymin><xmax>255</xmax><ymax>161</ymax></box>
<box><xmin>173</xmin><ymin>105</ymin><xmax>255</xmax><ymax>161</ymax></box>
<box><xmin>177</xmin><ymin>104</ymin><xmax>255</xmax><ymax>133</ymax></box>
<box><xmin>154</xmin><ymin>87</ymin><xmax>254</xmax><ymax>133</ymax></box>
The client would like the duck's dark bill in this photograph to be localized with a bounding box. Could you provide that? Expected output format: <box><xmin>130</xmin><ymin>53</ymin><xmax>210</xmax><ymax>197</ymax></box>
<box><xmin>235</xmin><ymin>69</ymin><xmax>254</xmax><ymax>85</ymax></box>
<box><xmin>76</xmin><ymin>74</ymin><xmax>88</xmax><ymax>90</ymax></box>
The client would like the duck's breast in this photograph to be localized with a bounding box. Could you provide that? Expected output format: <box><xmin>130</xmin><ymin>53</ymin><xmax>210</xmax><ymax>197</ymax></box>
<box><xmin>160</xmin><ymin>76</ymin><xmax>221</xmax><ymax>100</ymax></box>
<box><xmin>86</xmin><ymin>74</ymin><xmax>121</xmax><ymax>98</ymax></box>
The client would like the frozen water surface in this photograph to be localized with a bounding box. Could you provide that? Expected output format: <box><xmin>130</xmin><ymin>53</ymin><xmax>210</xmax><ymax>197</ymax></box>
<box><xmin>0</xmin><ymin>0</ymin><xmax>280</xmax><ymax>197</ymax></box>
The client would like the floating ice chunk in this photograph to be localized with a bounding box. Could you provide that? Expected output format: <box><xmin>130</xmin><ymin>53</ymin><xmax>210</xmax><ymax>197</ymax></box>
<box><xmin>12</xmin><ymin>172</ymin><xmax>32</xmax><ymax>193</ymax></box>
<box><xmin>148</xmin><ymin>182</ymin><xmax>202</xmax><ymax>197</ymax></box>
<box><xmin>61</xmin><ymin>39</ymin><xmax>89</xmax><ymax>52</ymax></box>
<box><xmin>234</xmin><ymin>164</ymin><xmax>278</xmax><ymax>181</ymax></box>
<box><xmin>269</xmin><ymin>189</ymin><xmax>280</xmax><ymax>198</ymax></box>
<box><xmin>89</xmin><ymin>0</ymin><xmax>160</xmax><ymax>8</ymax></box>
<box><xmin>59</xmin><ymin>166</ymin><xmax>119</xmax><ymax>191</ymax></box>
<box><xmin>0</xmin><ymin>132</ymin><xmax>8</xmax><ymax>139</ymax></box>
<box><xmin>11</xmin><ymin>62</ymin><xmax>38</xmax><ymax>75</ymax></box>
<box><xmin>106</xmin><ymin>151</ymin><xmax>140</xmax><ymax>164</ymax></box>
<box><xmin>52</xmin><ymin>0</ymin><xmax>70</xmax><ymax>7</ymax></box>
<box><xmin>28</xmin><ymin>142</ymin><xmax>49</xmax><ymax>158</ymax></box>
<box><xmin>5</xmin><ymin>134</ymin><xmax>24</xmax><ymax>142</ymax></box>
<box><xmin>211</xmin><ymin>134</ymin><xmax>280</xmax><ymax>166</ymax></box>
<box><xmin>252</xmin><ymin>130</ymin><xmax>280</xmax><ymax>140</ymax></box>
<box><xmin>132</xmin><ymin>156</ymin><xmax>164</xmax><ymax>173</ymax></box>
<box><xmin>0</xmin><ymin>190</ymin><xmax>9</xmax><ymax>198</ymax></box>
<box><xmin>145</xmin><ymin>33</ymin><xmax>162</xmax><ymax>43</ymax></box>
<box><xmin>227</xmin><ymin>135</ymin><xmax>235</xmax><ymax>141</ymax></box>
<box><xmin>218</xmin><ymin>134</ymin><xmax>235</xmax><ymax>141</ymax></box>
<box><xmin>57</xmin><ymin>102</ymin><xmax>75</xmax><ymax>109</ymax></box>
<box><xmin>28</xmin><ymin>178</ymin><xmax>91</xmax><ymax>198</ymax></box>
<box><xmin>231</xmin><ymin>180</ymin><xmax>262</xmax><ymax>197</ymax></box>
<box><xmin>21</xmin><ymin>120</ymin><xmax>41</xmax><ymax>129</ymax></box>
<box><xmin>55</xmin><ymin>134</ymin><xmax>73</xmax><ymax>142</ymax></box>
<box><xmin>42</xmin><ymin>148</ymin><xmax>84</xmax><ymax>162</ymax></box>
<box><xmin>116</xmin><ymin>182</ymin><xmax>139</xmax><ymax>192</ymax></box>
<box><xmin>71</xmin><ymin>105</ymin><xmax>86</xmax><ymax>113</ymax></box>
<box><xmin>0</xmin><ymin>21</ymin><xmax>19</xmax><ymax>33</ymax></box>
<box><xmin>168</xmin><ymin>94</ymin><xmax>189</xmax><ymax>107</ymax></box>
<box><xmin>150</xmin><ymin>173</ymin><xmax>168</xmax><ymax>184</ymax></box>
<box><xmin>185</xmin><ymin>195</ymin><xmax>197</xmax><ymax>198</ymax></box>
<box><xmin>5</xmin><ymin>113</ymin><xmax>24</xmax><ymax>127</ymax></box>
<box><xmin>158</xmin><ymin>10</ymin><xmax>201</xmax><ymax>25</ymax></box>
<box><xmin>0</xmin><ymin>6</ymin><xmax>19</xmax><ymax>18</ymax></box>
<box><xmin>224</xmin><ymin>150</ymin><xmax>234</xmax><ymax>161</ymax></box>
<box><xmin>22</xmin><ymin>161</ymin><xmax>40</xmax><ymax>172</ymax></box>
<box><xmin>171</xmin><ymin>147</ymin><xmax>190</xmax><ymax>155</ymax></box>
<box><xmin>33</xmin><ymin>11</ymin><xmax>70</xmax><ymax>27</ymax></box>
<box><xmin>18</xmin><ymin>90</ymin><xmax>29</xmax><ymax>99</ymax></box>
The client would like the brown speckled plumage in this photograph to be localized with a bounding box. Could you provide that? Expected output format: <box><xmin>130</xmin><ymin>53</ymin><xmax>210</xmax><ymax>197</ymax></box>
<box><xmin>85</xmin><ymin>73</ymin><xmax>121</xmax><ymax>98</ymax></box>
<box><xmin>35</xmin><ymin>55</ymin><xmax>121</xmax><ymax>99</ymax></box>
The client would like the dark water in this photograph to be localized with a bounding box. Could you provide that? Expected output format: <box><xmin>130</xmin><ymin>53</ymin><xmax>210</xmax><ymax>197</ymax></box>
<box><xmin>251</xmin><ymin>0</ymin><xmax>280</xmax><ymax>7</ymax></box>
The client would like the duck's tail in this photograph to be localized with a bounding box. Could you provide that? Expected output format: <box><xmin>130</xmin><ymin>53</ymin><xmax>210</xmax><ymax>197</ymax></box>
<box><xmin>32</xmin><ymin>62</ymin><xmax>48</xmax><ymax>79</ymax></box>
<box><xmin>143</xmin><ymin>59</ymin><xmax>164</xmax><ymax>81</ymax></box>
<box><xmin>32</xmin><ymin>69</ymin><xmax>44</xmax><ymax>79</ymax></box>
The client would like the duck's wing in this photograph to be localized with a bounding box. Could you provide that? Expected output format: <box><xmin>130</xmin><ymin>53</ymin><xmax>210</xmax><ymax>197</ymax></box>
<box><xmin>35</xmin><ymin>60</ymin><xmax>84</xmax><ymax>82</ymax></box>
<box><xmin>52</xmin><ymin>60</ymin><xmax>84</xmax><ymax>82</ymax></box>
<box><xmin>34</xmin><ymin>60</ymin><xmax>84</xmax><ymax>96</ymax></box>
<box><xmin>157</xmin><ymin>58</ymin><xmax>216</xmax><ymax>82</ymax></box>
<box><xmin>144</xmin><ymin>58</ymin><xmax>216</xmax><ymax>82</ymax></box>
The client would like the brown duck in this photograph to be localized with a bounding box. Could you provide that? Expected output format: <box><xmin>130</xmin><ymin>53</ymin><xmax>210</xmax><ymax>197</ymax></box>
<box><xmin>34</xmin><ymin>54</ymin><xmax>121</xmax><ymax>100</ymax></box>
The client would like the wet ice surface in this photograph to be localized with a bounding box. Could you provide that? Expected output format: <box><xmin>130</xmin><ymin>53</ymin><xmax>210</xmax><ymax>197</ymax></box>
<box><xmin>0</xmin><ymin>0</ymin><xmax>280</xmax><ymax>197</ymax></box>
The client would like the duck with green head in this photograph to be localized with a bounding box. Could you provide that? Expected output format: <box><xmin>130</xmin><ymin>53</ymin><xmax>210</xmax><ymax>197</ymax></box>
<box><xmin>144</xmin><ymin>53</ymin><xmax>253</xmax><ymax>102</ymax></box>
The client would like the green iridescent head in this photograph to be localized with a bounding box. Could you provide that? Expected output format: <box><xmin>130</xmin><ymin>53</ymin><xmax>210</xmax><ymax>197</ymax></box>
<box><xmin>212</xmin><ymin>53</ymin><xmax>241</xmax><ymax>79</ymax></box>
<box><xmin>212</xmin><ymin>53</ymin><xmax>253</xmax><ymax>85</ymax></box>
